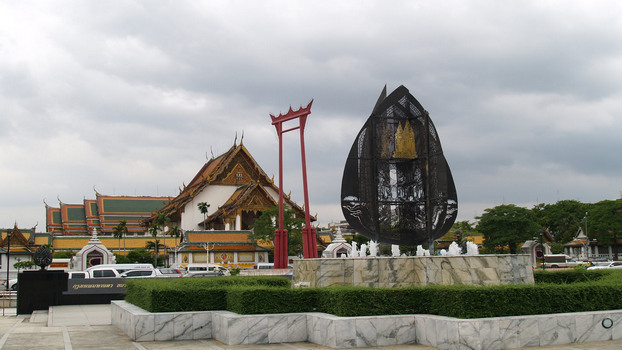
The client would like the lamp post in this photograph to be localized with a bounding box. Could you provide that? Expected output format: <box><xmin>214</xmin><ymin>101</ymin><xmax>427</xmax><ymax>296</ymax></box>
<box><xmin>537</xmin><ymin>230</ymin><xmax>545</xmax><ymax>271</ymax></box>
<box><xmin>584</xmin><ymin>212</ymin><xmax>589</xmax><ymax>260</ymax></box>
<box><xmin>5</xmin><ymin>229</ymin><xmax>11</xmax><ymax>290</ymax></box>
<box><xmin>203</xmin><ymin>242</ymin><xmax>214</xmax><ymax>271</ymax></box>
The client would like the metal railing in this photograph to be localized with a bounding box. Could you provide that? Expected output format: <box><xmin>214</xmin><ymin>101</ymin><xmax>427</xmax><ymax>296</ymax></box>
<box><xmin>0</xmin><ymin>290</ymin><xmax>17</xmax><ymax>309</ymax></box>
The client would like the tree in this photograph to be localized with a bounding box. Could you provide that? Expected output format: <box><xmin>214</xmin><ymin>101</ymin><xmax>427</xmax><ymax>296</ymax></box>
<box><xmin>166</xmin><ymin>225</ymin><xmax>182</xmax><ymax>266</ymax></box>
<box><xmin>148</xmin><ymin>212</ymin><xmax>170</xmax><ymax>266</ymax></box>
<box><xmin>126</xmin><ymin>248</ymin><xmax>155</xmax><ymax>264</ymax></box>
<box><xmin>112</xmin><ymin>220</ymin><xmax>129</xmax><ymax>255</ymax></box>
<box><xmin>477</xmin><ymin>204</ymin><xmax>540</xmax><ymax>254</ymax></box>
<box><xmin>249</xmin><ymin>205</ymin><xmax>304</xmax><ymax>257</ymax></box>
<box><xmin>588</xmin><ymin>199</ymin><xmax>622</xmax><ymax>260</ymax></box>
<box><xmin>531</xmin><ymin>200</ymin><xmax>591</xmax><ymax>243</ymax></box>
<box><xmin>197</xmin><ymin>202</ymin><xmax>210</xmax><ymax>228</ymax></box>
<box><xmin>13</xmin><ymin>260</ymin><xmax>35</xmax><ymax>273</ymax></box>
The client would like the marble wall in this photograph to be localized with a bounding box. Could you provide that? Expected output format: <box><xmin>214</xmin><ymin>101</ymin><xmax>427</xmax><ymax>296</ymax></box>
<box><xmin>293</xmin><ymin>255</ymin><xmax>534</xmax><ymax>287</ymax></box>
<box><xmin>111</xmin><ymin>301</ymin><xmax>622</xmax><ymax>349</ymax></box>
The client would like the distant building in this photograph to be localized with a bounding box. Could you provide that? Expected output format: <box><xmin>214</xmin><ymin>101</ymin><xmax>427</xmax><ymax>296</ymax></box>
<box><xmin>45</xmin><ymin>194</ymin><xmax>173</xmax><ymax>235</ymax></box>
<box><xmin>147</xmin><ymin>142</ymin><xmax>308</xmax><ymax>232</ymax></box>
<box><xmin>145</xmin><ymin>141</ymin><xmax>319</xmax><ymax>267</ymax></box>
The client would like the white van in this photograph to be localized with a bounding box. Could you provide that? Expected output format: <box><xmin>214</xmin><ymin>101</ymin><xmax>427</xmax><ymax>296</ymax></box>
<box><xmin>86</xmin><ymin>263</ymin><xmax>154</xmax><ymax>278</ymax></box>
<box><xmin>185</xmin><ymin>263</ymin><xmax>227</xmax><ymax>273</ymax></box>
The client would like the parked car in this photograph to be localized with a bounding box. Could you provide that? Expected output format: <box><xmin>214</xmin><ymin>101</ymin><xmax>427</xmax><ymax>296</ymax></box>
<box><xmin>254</xmin><ymin>263</ymin><xmax>293</xmax><ymax>269</ymax></box>
<box><xmin>156</xmin><ymin>268</ymin><xmax>183</xmax><ymax>277</ymax></box>
<box><xmin>183</xmin><ymin>271</ymin><xmax>223</xmax><ymax>278</ymax></box>
<box><xmin>587</xmin><ymin>261</ymin><xmax>622</xmax><ymax>270</ymax></box>
<box><xmin>119</xmin><ymin>269</ymin><xmax>161</xmax><ymax>278</ymax></box>
<box><xmin>68</xmin><ymin>271</ymin><xmax>88</xmax><ymax>279</ymax></box>
<box><xmin>86</xmin><ymin>263</ymin><xmax>155</xmax><ymax>278</ymax></box>
<box><xmin>543</xmin><ymin>254</ymin><xmax>583</xmax><ymax>268</ymax></box>
<box><xmin>4</xmin><ymin>279</ymin><xmax>18</xmax><ymax>291</ymax></box>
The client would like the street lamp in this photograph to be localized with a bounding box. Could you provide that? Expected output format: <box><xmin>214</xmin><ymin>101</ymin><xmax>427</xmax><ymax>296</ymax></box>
<box><xmin>583</xmin><ymin>212</ymin><xmax>589</xmax><ymax>260</ymax></box>
<box><xmin>203</xmin><ymin>242</ymin><xmax>214</xmax><ymax>271</ymax></box>
<box><xmin>5</xmin><ymin>228</ymin><xmax>11</xmax><ymax>291</ymax></box>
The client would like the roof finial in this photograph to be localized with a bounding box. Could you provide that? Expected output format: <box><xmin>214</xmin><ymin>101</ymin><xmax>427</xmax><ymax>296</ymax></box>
<box><xmin>234</xmin><ymin>131</ymin><xmax>238</xmax><ymax>147</ymax></box>
<box><xmin>240</xmin><ymin>130</ymin><xmax>244</xmax><ymax>145</ymax></box>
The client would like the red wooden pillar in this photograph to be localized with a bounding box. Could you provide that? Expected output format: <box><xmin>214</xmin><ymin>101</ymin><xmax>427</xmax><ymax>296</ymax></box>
<box><xmin>270</xmin><ymin>101</ymin><xmax>318</xmax><ymax>267</ymax></box>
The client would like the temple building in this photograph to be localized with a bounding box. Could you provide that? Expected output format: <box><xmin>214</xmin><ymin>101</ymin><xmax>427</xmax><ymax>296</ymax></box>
<box><xmin>45</xmin><ymin>194</ymin><xmax>173</xmax><ymax>235</ymax></box>
<box><xmin>145</xmin><ymin>141</ymin><xmax>317</xmax><ymax>268</ymax></box>
<box><xmin>1</xmin><ymin>140</ymin><xmax>321</xmax><ymax>271</ymax></box>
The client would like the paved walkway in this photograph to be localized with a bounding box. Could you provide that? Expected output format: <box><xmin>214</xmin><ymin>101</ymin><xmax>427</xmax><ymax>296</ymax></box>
<box><xmin>0</xmin><ymin>305</ymin><xmax>621</xmax><ymax>349</ymax></box>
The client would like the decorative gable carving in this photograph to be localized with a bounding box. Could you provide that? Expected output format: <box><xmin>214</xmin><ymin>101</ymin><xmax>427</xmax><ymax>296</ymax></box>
<box><xmin>243</xmin><ymin>193</ymin><xmax>274</xmax><ymax>212</ymax></box>
<box><xmin>221</xmin><ymin>163</ymin><xmax>252</xmax><ymax>185</ymax></box>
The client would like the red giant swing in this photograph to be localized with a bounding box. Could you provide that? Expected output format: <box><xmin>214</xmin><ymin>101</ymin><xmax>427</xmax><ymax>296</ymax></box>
<box><xmin>270</xmin><ymin>101</ymin><xmax>318</xmax><ymax>268</ymax></box>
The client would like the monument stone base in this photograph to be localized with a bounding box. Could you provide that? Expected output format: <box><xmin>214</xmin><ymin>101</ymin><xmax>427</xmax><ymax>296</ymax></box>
<box><xmin>292</xmin><ymin>255</ymin><xmax>534</xmax><ymax>287</ymax></box>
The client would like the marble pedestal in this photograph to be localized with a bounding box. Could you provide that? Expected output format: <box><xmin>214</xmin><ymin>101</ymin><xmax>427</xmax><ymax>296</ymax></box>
<box><xmin>292</xmin><ymin>255</ymin><xmax>534</xmax><ymax>287</ymax></box>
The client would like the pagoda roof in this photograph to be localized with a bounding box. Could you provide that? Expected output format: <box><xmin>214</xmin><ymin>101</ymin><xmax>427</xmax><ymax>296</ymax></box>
<box><xmin>201</xmin><ymin>183</ymin><xmax>278</xmax><ymax>227</ymax></box>
<box><xmin>149</xmin><ymin>142</ymin><xmax>310</xmax><ymax>223</ymax></box>
<box><xmin>0</xmin><ymin>225</ymin><xmax>34</xmax><ymax>252</ymax></box>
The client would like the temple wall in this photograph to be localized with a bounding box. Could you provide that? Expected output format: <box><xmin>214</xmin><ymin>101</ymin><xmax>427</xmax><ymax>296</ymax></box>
<box><xmin>292</xmin><ymin>255</ymin><xmax>534</xmax><ymax>287</ymax></box>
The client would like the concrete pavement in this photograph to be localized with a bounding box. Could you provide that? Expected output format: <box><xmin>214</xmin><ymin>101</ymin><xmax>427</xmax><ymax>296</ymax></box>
<box><xmin>0</xmin><ymin>305</ymin><xmax>621</xmax><ymax>349</ymax></box>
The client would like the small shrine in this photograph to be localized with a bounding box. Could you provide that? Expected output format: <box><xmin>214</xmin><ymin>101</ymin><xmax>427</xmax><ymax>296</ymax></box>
<box><xmin>321</xmin><ymin>228</ymin><xmax>352</xmax><ymax>258</ymax></box>
<box><xmin>73</xmin><ymin>228</ymin><xmax>116</xmax><ymax>270</ymax></box>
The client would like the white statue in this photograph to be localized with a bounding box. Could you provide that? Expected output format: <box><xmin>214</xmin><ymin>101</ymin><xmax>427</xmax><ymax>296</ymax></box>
<box><xmin>391</xmin><ymin>244</ymin><xmax>400</xmax><ymax>257</ymax></box>
<box><xmin>351</xmin><ymin>241</ymin><xmax>358</xmax><ymax>258</ymax></box>
<box><xmin>368</xmin><ymin>241</ymin><xmax>378</xmax><ymax>257</ymax></box>
<box><xmin>360</xmin><ymin>244</ymin><xmax>367</xmax><ymax>257</ymax></box>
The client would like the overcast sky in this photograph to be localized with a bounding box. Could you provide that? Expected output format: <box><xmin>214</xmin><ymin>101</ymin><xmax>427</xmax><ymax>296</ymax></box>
<box><xmin>1</xmin><ymin>1</ymin><xmax>621</xmax><ymax>231</ymax></box>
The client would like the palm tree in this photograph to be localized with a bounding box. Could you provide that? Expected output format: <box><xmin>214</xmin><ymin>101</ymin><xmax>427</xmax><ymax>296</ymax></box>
<box><xmin>145</xmin><ymin>240</ymin><xmax>165</xmax><ymax>265</ymax></box>
<box><xmin>148</xmin><ymin>212</ymin><xmax>170</xmax><ymax>266</ymax></box>
<box><xmin>112</xmin><ymin>220</ymin><xmax>128</xmax><ymax>255</ymax></box>
<box><xmin>168</xmin><ymin>225</ymin><xmax>182</xmax><ymax>266</ymax></box>
<box><xmin>197</xmin><ymin>202</ymin><xmax>210</xmax><ymax>229</ymax></box>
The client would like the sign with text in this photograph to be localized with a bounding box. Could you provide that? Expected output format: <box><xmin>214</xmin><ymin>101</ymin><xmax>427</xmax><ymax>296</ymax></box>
<box><xmin>64</xmin><ymin>278</ymin><xmax>126</xmax><ymax>295</ymax></box>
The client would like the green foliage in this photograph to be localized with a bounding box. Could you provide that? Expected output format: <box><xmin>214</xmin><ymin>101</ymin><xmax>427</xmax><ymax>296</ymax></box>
<box><xmin>126</xmin><ymin>248</ymin><xmax>155</xmax><ymax>264</ymax></box>
<box><xmin>114</xmin><ymin>254</ymin><xmax>131</xmax><ymax>264</ymax></box>
<box><xmin>534</xmin><ymin>269</ymin><xmax>608</xmax><ymax>284</ymax></box>
<box><xmin>249</xmin><ymin>205</ymin><xmax>304</xmax><ymax>256</ymax></box>
<box><xmin>477</xmin><ymin>204</ymin><xmax>540</xmax><ymax>254</ymax></box>
<box><xmin>547</xmin><ymin>242</ymin><xmax>565</xmax><ymax>254</ymax></box>
<box><xmin>351</xmin><ymin>233</ymin><xmax>370</xmax><ymax>246</ymax></box>
<box><xmin>452</xmin><ymin>220</ymin><xmax>476</xmax><ymax>234</ymax></box>
<box><xmin>588</xmin><ymin>199</ymin><xmax>622</xmax><ymax>259</ymax></box>
<box><xmin>124</xmin><ymin>270</ymin><xmax>622</xmax><ymax>318</ymax></box>
<box><xmin>197</xmin><ymin>202</ymin><xmax>210</xmax><ymax>227</ymax></box>
<box><xmin>125</xmin><ymin>276</ymin><xmax>291</xmax><ymax>312</ymax></box>
<box><xmin>227</xmin><ymin>286</ymin><xmax>321</xmax><ymax>314</ymax></box>
<box><xmin>13</xmin><ymin>260</ymin><xmax>35</xmax><ymax>271</ymax></box>
<box><xmin>52</xmin><ymin>251</ymin><xmax>73</xmax><ymax>259</ymax></box>
<box><xmin>112</xmin><ymin>220</ymin><xmax>128</xmax><ymax>240</ymax></box>
<box><xmin>532</xmin><ymin>200</ymin><xmax>590</xmax><ymax>244</ymax></box>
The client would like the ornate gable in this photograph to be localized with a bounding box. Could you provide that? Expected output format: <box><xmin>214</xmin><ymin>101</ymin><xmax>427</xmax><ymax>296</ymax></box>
<box><xmin>220</xmin><ymin>163</ymin><xmax>253</xmax><ymax>186</ymax></box>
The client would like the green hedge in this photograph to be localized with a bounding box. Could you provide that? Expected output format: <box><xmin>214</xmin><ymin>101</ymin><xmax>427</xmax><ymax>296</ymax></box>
<box><xmin>534</xmin><ymin>269</ymin><xmax>609</xmax><ymax>284</ymax></box>
<box><xmin>124</xmin><ymin>271</ymin><xmax>622</xmax><ymax>318</ymax></box>
<box><xmin>125</xmin><ymin>276</ymin><xmax>290</xmax><ymax>312</ymax></box>
<box><xmin>226</xmin><ymin>286</ymin><xmax>322</xmax><ymax>314</ymax></box>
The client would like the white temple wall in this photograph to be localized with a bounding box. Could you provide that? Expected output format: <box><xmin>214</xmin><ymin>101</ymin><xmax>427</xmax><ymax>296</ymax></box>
<box><xmin>180</xmin><ymin>185</ymin><xmax>237</xmax><ymax>231</ymax></box>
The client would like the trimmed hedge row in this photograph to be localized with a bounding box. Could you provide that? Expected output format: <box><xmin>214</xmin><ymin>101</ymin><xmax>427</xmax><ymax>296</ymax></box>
<box><xmin>125</xmin><ymin>271</ymin><xmax>622</xmax><ymax>318</ymax></box>
<box><xmin>125</xmin><ymin>276</ymin><xmax>290</xmax><ymax>312</ymax></box>
<box><xmin>533</xmin><ymin>268</ymin><xmax>609</xmax><ymax>284</ymax></box>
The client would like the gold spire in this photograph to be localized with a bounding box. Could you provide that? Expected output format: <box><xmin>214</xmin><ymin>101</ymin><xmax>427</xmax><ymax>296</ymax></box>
<box><xmin>393</xmin><ymin>121</ymin><xmax>417</xmax><ymax>159</ymax></box>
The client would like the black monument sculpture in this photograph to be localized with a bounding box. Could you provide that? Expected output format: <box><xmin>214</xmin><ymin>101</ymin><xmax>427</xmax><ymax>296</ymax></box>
<box><xmin>17</xmin><ymin>245</ymin><xmax>68</xmax><ymax>314</ymax></box>
<box><xmin>341</xmin><ymin>85</ymin><xmax>458</xmax><ymax>247</ymax></box>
